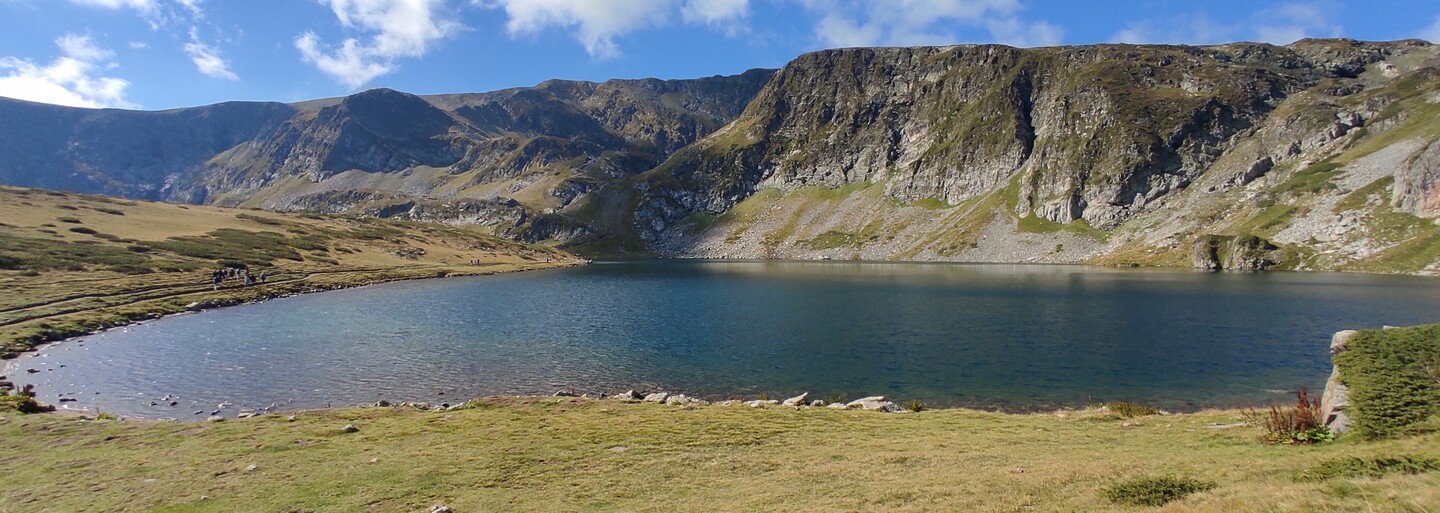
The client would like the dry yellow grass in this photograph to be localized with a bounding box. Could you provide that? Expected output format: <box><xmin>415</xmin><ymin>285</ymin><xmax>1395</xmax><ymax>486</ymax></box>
<box><xmin>1</xmin><ymin>398</ymin><xmax>1437</xmax><ymax>512</ymax></box>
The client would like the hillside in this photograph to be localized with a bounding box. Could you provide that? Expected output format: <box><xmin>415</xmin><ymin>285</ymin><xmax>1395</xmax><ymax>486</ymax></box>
<box><xmin>1</xmin><ymin>39</ymin><xmax>1438</xmax><ymax>272</ymax></box>
<box><xmin>0</xmin><ymin>186</ymin><xmax>581</xmax><ymax>358</ymax></box>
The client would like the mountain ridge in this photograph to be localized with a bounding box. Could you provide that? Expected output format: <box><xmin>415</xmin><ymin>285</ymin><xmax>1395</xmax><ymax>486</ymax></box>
<box><xmin>1</xmin><ymin>39</ymin><xmax>1438</xmax><ymax>273</ymax></box>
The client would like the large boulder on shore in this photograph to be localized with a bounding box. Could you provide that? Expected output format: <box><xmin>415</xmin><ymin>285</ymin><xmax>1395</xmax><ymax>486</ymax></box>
<box><xmin>846</xmin><ymin>396</ymin><xmax>904</xmax><ymax>412</ymax></box>
<box><xmin>781</xmin><ymin>392</ymin><xmax>810</xmax><ymax>407</ymax></box>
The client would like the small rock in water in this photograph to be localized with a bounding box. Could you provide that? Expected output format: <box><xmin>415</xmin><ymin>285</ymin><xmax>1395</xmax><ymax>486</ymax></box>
<box><xmin>341</xmin><ymin>424</ymin><xmax>359</xmax><ymax>433</ymax></box>
<box><xmin>194</xmin><ymin>411</ymin><xmax>204</xmax><ymax>415</ymax></box>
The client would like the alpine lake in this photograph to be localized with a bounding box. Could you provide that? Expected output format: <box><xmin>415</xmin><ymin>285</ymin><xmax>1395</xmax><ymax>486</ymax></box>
<box><xmin>11</xmin><ymin>260</ymin><xmax>1440</xmax><ymax>419</ymax></box>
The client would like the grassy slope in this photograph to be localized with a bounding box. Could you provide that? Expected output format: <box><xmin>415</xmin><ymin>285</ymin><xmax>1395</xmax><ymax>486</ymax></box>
<box><xmin>0</xmin><ymin>186</ymin><xmax>583</xmax><ymax>358</ymax></box>
<box><xmin>1</xmin><ymin>399</ymin><xmax>1438</xmax><ymax>512</ymax></box>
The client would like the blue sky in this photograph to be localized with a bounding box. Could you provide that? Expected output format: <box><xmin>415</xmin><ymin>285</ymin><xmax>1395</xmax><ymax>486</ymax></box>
<box><xmin>2</xmin><ymin>0</ymin><xmax>1438</xmax><ymax>110</ymax></box>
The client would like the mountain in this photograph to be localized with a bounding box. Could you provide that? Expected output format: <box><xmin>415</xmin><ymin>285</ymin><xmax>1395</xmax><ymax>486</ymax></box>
<box><xmin>2</xmin><ymin>39</ymin><xmax>1438</xmax><ymax>273</ymax></box>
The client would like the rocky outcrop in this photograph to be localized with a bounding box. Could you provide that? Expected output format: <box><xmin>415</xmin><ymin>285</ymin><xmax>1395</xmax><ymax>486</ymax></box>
<box><xmin>1191</xmin><ymin>234</ymin><xmax>1286</xmax><ymax>270</ymax></box>
<box><xmin>1320</xmin><ymin>330</ymin><xmax>1359</xmax><ymax>434</ymax></box>
<box><xmin>1395</xmin><ymin>139</ymin><xmax>1440</xmax><ymax>218</ymax></box>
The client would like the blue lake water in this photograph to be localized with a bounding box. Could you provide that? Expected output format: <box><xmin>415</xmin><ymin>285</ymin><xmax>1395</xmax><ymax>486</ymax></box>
<box><xmin>10</xmin><ymin>260</ymin><xmax>1440</xmax><ymax>419</ymax></box>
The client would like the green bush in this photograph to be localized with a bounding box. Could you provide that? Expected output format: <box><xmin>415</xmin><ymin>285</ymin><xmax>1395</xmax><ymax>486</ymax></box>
<box><xmin>0</xmin><ymin>394</ymin><xmax>54</xmax><ymax>414</ymax></box>
<box><xmin>902</xmin><ymin>400</ymin><xmax>925</xmax><ymax>412</ymax></box>
<box><xmin>0</xmin><ymin>255</ymin><xmax>19</xmax><ymax>270</ymax></box>
<box><xmin>1107</xmin><ymin>402</ymin><xmax>1159</xmax><ymax>418</ymax></box>
<box><xmin>1103</xmin><ymin>476</ymin><xmax>1216</xmax><ymax>506</ymax></box>
<box><xmin>1295</xmin><ymin>456</ymin><xmax>1440</xmax><ymax>482</ymax></box>
<box><xmin>1336</xmin><ymin>325</ymin><xmax>1440</xmax><ymax>439</ymax></box>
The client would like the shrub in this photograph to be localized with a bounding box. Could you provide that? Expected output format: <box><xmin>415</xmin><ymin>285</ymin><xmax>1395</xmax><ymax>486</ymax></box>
<box><xmin>68</xmin><ymin>226</ymin><xmax>98</xmax><ymax>235</ymax></box>
<box><xmin>0</xmin><ymin>255</ymin><xmax>19</xmax><ymax>270</ymax></box>
<box><xmin>1337</xmin><ymin>325</ymin><xmax>1440</xmax><ymax>439</ymax></box>
<box><xmin>92</xmin><ymin>207</ymin><xmax>125</xmax><ymax>215</ymax></box>
<box><xmin>0</xmin><ymin>393</ymin><xmax>54</xmax><ymax>414</ymax></box>
<box><xmin>902</xmin><ymin>399</ymin><xmax>925</xmax><ymax>412</ymax></box>
<box><xmin>1103</xmin><ymin>476</ymin><xmax>1216</xmax><ymax>506</ymax></box>
<box><xmin>1295</xmin><ymin>456</ymin><xmax>1440</xmax><ymax>482</ymax></box>
<box><xmin>1107</xmin><ymin>402</ymin><xmax>1159</xmax><ymax>418</ymax></box>
<box><xmin>57</xmin><ymin>217</ymin><xmax>82</xmax><ymax>224</ymax></box>
<box><xmin>1242</xmin><ymin>386</ymin><xmax>1331</xmax><ymax>444</ymax></box>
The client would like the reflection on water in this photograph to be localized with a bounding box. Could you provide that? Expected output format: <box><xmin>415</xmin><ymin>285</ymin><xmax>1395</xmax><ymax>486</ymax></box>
<box><xmin>11</xmin><ymin>260</ymin><xmax>1440</xmax><ymax>419</ymax></box>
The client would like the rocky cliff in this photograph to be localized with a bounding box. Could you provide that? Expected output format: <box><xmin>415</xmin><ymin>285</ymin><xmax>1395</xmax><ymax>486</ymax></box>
<box><xmin>1</xmin><ymin>40</ymin><xmax>1438</xmax><ymax>273</ymax></box>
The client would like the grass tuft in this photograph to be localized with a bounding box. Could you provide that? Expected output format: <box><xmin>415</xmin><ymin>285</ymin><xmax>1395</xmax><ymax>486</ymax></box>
<box><xmin>1102</xmin><ymin>476</ymin><xmax>1216</xmax><ymax>507</ymax></box>
<box><xmin>1295</xmin><ymin>455</ymin><xmax>1440</xmax><ymax>482</ymax></box>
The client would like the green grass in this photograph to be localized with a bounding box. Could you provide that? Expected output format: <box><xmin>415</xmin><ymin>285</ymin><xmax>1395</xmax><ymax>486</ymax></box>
<box><xmin>1273</xmin><ymin>159</ymin><xmax>1343</xmax><ymax>197</ymax></box>
<box><xmin>1334</xmin><ymin>176</ymin><xmax>1394</xmax><ymax>213</ymax></box>
<box><xmin>1295</xmin><ymin>455</ymin><xmax>1440</xmax><ymax>482</ymax></box>
<box><xmin>1102</xmin><ymin>476</ymin><xmax>1217</xmax><ymax>507</ymax></box>
<box><xmin>1016</xmin><ymin>216</ymin><xmax>1108</xmax><ymax>241</ymax></box>
<box><xmin>1335</xmin><ymin>324</ymin><xmax>1440</xmax><ymax>439</ymax></box>
<box><xmin>3</xmin><ymin>399</ymin><xmax>1440</xmax><ymax>512</ymax></box>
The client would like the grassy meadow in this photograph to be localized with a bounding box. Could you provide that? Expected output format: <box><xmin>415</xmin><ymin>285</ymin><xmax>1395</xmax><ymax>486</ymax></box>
<box><xmin>1</xmin><ymin>398</ymin><xmax>1439</xmax><ymax>512</ymax></box>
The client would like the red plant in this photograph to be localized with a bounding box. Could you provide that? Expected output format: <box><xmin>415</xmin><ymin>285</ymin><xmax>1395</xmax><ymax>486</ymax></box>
<box><xmin>1242</xmin><ymin>386</ymin><xmax>1330</xmax><ymax>444</ymax></box>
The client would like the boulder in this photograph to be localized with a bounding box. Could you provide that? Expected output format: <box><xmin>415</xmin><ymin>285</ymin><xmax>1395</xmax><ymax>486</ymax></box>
<box><xmin>846</xmin><ymin>396</ymin><xmax>902</xmax><ymax>412</ymax></box>
<box><xmin>552</xmin><ymin>390</ymin><xmax>578</xmax><ymax>397</ymax></box>
<box><xmin>205</xmin><ymin>415</ymin><xmax>225</xmax><ymax>423</ymax></box>
<box><xmin>341</xmin><ymin>424</ymin><xmax>359</xmax><ymax>433</ymax></box>
<box><xmin>1321</xmin><ymin>330</ymin><xmax>1358</xmax><ymax>435</ymax></box>
<box><xmin>808</xmin><ymin>400</ymin><xmax>826</xmax><ymax>407</ymax></box>
<box><xmin>373</xmin><ymin>400</ymin><xmax>392</xmax><ymax>407</ymax></box>
<box><xmin>827</xmin><ymin>402</ymin><xmax>848</xmax><ymax>409</ymax></box>
<box><xmin>744</xmin><ymin>400</ymin><xmax>779</xmax><ymax>407</ymax></box>
<box><xmin>643</xmin><ymin>392</ymin><xmax>669</xmax><ymax>403</ymax></box>
<box><xmin>612</xmin><ymin>390</ymin><xmax>639</xmax><ymax>401</ymax></box>
<box><xmin>781</xmin><ymin>392</ymin><xmax>810</xmax><ymax>407</ymax></box>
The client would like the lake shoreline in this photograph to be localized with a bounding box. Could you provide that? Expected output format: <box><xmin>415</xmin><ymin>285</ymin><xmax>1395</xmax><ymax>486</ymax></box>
<box><xmin>1</xmin><ymin>260</ymin><xmax>586</xmax><ymax>361</ymax></box>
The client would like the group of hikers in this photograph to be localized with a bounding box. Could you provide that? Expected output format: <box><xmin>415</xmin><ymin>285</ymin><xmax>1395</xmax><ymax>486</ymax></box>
<box><xmin>210</xmin><ymin>266</ymin><xmax>267</xmax><ymax>290</ymax></box>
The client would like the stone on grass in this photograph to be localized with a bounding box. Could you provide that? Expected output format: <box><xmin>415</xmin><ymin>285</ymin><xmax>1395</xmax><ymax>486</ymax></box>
<box><xmin>781</xmin><ymin>392</ymin><xmax>810</xmax><ymax>407</ymax></box>
<box><xmin>643</xmin><ymin>392</ymin><xmax>669</xmax><ymax>403</ymax></box>
<box><xmin>612</xmin><ymin>390</ymin><xmax>639</xmax><ymax>401</ymax></box>
<box><xmin>206</xmin><ymin>415</ymin><xmax>225</xmax><ymax>423</ymax></box>
<box><xmin>827</xmin><ymin>402</ymin><xmax>848</xmax><ymax>409</ymax></box>
<box><xmin>341</xmin><ymin>424</ymin><xmax>359</xmax><ymax>433</ymax></box>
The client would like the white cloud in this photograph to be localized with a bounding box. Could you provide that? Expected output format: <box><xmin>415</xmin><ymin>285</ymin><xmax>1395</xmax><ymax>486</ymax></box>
<box><xmin>1111</xmin><ymin>14</ymin><xmax>1236</xmax><ymax>45</ymax></box>
<box><xmin>184</xmin><ymin>41</ymin><xmax>238</xmax><ymax>80</ymax></box>
<box><xmin>680</xmin><ymin>0</ymin><xmax>748</xmax><ymax>26</ymax></box>
<box><xmin>57</xmin><ymin>33</ymin><xmax>115</xmax><ymax>62</ymax></box>
<box><xmin>0</xmin><ymin>34</ymin><xmax>137</xmax><ymax>109</ymax></box>
<box><xmin>69</xmin><ymin>0</ymin><xmax>157</xmax><ymax>10</ymax></box>
<box><xmin>483</xmin><ymin>0</ymin><xmax>751</xmax><ymax>57</ymax></box>
<box><xmin>297</xmin><ymin>0</ymin><xmax>458</xmax><ymax>88</ymax></box>
<box><xmin>491</xmin><ymin>0</ymin><xmax>670</xmax><ymax>58</ymax></box>
<box><xmin>1253</xmin><ymin>2</ymin><xmax>1341</xmax><ymax>44</ymax></box>
<box><xmin>184</xmin><ymin>26</ymin><xmax>238</xmax><ymax>80</ymax></box>
<box><xmin>1423</xmin><ymin>16</ymin><xmax>1440</xmax><ymax>43</ymax></box>
<box><xmin>1112</xmin><ymin>2</ymin><xmax>1341</xmax><ymax>47</ymax></box>
<box><xmin>801</xmin><ymin>0</ymin><xmax>1061</xmax><ymax>49</ymax></box>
